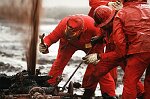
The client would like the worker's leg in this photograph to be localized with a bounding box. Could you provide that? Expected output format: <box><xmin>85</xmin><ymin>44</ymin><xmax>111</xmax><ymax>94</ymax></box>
<box><xmin>48</xmin><ymin>42</ymin><xmax>76</xmax><ymax>85</ymax></box>
<box><xmin>144</xmin><ymin>65</ymin><xmax>150</xmax><ymax>99</ymax></box>
<box><xmin>82</xmin><ymin>63</ymin><xmax>116</xmax><ymax>98</ymax></box>
<box><xmin>109</xmin><ymin>67</ymin><xmax>118</xmax><ymax>87</ymax></box>
<box><xmin>122</xmin><ymin>53</ymin><xmax>150</xmax><ymax>99</ymax></box>
<box><xmin>120</xmin><ymin>61</ymin><xmax>144</xmax><ymax>98</ymax></box>
<box><xmin>99</xmin><ymin>72</ymin><xmax>117</xmax><ymax>97</ymax></box>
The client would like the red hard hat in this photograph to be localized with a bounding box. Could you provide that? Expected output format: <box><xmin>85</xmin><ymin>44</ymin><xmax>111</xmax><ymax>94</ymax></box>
<box><xmin>67</xmin><ymin>15</ymin><xmax>84</xmax><ymax>32</ymax></box>
<box><xmin>65</xmin><ymin>15</ymin><xmax>84</xmax><ymax>40</ymax></box>
<box><xmin>93</xmin><ymin>5</ymin><xmax>116</xmax><ymax>27</ymax></box>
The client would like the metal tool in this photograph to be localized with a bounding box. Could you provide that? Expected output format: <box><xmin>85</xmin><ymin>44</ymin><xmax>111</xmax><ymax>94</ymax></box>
<box><xmin>61</xmin><ymin>47</ymin><xmax>93</xmax><ymax>91</ymax></box>
<box><xmin>39</xmin><ymin>33</ymin><xmax>49</xmax><ymax>54</ymax></box>
<box><xmin>39</xmin><ymin>33</ymin><xmax>45</xmax><ymax>45</ymax></box>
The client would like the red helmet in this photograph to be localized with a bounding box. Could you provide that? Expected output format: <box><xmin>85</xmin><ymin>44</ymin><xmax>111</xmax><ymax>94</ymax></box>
<box><xmin>67</xmin><ymin>15</ymin><xmax>84</xmax><ymax>32</ymax></box>
<box><xmin>93</xmin><ymin>5</ymin><xmax>116</xmax><ymax>27</ymax></box>
<box><xmin>65</xmin><ymin>15</ymin><xmax>84</xmax><ymax>40</ymax></box>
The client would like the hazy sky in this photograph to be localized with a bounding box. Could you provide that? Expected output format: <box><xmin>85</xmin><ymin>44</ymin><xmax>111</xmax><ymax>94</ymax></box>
<box><xmin>42</xmin><ymin>0</ymin><xmax>89</xmax><ymax>8</ymax></box>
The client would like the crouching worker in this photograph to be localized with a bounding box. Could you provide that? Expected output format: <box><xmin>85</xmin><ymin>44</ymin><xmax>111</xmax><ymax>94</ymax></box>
<box><xmin>83</xmin><ymin>3</ymin><xmax>150</xmax><ymax>99</ymax></box>
<box><xmin>39</xmin><ymin>14</ymin><xmax>117</xmax><ymax>99</ymax></box>
<box><xmin>88</xmin><ymin>0</ymin><xmax>124</xmax><ymax>89</ymax></box>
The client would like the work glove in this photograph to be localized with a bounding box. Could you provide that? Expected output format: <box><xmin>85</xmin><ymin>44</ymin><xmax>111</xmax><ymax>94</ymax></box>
<box><xmin>108</xmin><ymin>0</ymin><xmax>123</xmax><ymax>11</ymax></box>
<box><xmin>39</xmin><ymin>43</ymin><xmax>49</xmax><ymax>54</ymax></box>
<box><xmin>82</xmin><ymin>53</ymin><xmax>100</xmax><ymax>65</ymax></box>
<box><xmin>91</xmin><ymin>36</ymin><xmax>104</xmax><ymax>45</ymax></box>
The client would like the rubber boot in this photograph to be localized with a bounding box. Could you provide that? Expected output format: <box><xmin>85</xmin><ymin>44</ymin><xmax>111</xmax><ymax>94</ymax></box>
<box><xmin>102</xmin><ymin>93</ymin><xmax>118</xmax><ymax>99</ymax></box>
<box><xmin>137</xmin><ymin>93</ymin><xmax>144</xmax><ymax>99</ymax></box>
<box><xmin>81</xmin><ymin>89</ymin><xmax>95</xmax><ymax>99</ymax></box>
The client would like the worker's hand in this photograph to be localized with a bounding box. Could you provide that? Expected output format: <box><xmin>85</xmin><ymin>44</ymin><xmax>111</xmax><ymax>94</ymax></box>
<box><xmin>91</xmin><ymin>36</ymin><xmax>104</xmax><ymax>45</ymax></box>
<box><xmin>82</xmin><ymin>53</ymin><xmax>100</xmax><ymax>65</ymax></box>
<box><xmin>93</xmin><ymin>59</ymin><xmax>100</xmax><ymax>65</ymax></box>
<box><xmin>39</xmin><ymin>43</ymin><xmax>49</xmax><ymax>54</ymax></box>
<box><xmin>108</xmin><ymin>1</ymin><xmax>123</xmax><ymax>11</ymax></box>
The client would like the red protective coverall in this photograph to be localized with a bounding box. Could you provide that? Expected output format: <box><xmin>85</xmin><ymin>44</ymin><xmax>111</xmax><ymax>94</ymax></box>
<box><xmin>88</xmin><ymin>2</ymin><xmax>150</xmax><ymax>99</ymax></box>
<box><xmin>43</xmin><ymin>15</ymin><xmax>116</xmax><ymax>96</ymax></box>
<box><xmin>88</xmin><ymin>0</ymin><xmax>118</xmax><ymax>86</ymax></box>
<box><xmin>112</xmin><ymin>3</ymin><xmax>150</xmax><ymax>99</ymax></box>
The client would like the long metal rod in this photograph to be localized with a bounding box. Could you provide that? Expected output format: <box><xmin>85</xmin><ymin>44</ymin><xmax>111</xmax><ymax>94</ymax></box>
<box><xmin>27</xmin><ymin>0</ymin><xmax>41</xmax><ymax>75</ymax></box>
<box><xmin>61</xmin><ymin>47</ymin><xmax>93</xmax><ymax>91</ymax></box>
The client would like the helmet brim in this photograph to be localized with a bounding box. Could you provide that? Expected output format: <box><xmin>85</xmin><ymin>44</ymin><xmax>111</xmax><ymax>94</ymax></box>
<box><xmin>97</xmin><ymin>9</ymin><xmax>116</xmax><ymax>28</ymax></box>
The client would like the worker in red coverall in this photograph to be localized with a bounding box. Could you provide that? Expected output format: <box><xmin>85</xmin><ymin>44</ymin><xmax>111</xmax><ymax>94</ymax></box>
<box><xmin>88</xmin><ymin>0</ymin><xmax>145</xmax><ymax>97</ymax></box>
<box><xmin>88</xmin><ymin>0</ymin><xmax>124</xmax><ymax>88</ymax></box>
<box><xmin>88</xmin><ymin>0</ymin><xmax>146</xmax><ymax>90</ymax></box>
<box><xmin>39</xmin><ymin>14</ymin><xmax>117</xmax><ymax>99</ymax></box>
<box><xmin>83</xmin><ymin>2</ymin><xmax>150</xmax><ymax>99</ymax></box>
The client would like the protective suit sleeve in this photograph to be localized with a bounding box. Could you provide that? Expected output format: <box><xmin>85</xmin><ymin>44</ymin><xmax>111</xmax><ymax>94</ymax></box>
<box><xmin>44</xmin><ymin>19</ymin><xmax>66</xmax><ymax>47</ymax></box>
<box><xmin>101</xmin><ymin>11</ymin><xmax>127</xmax><ymax>61</ymax></box>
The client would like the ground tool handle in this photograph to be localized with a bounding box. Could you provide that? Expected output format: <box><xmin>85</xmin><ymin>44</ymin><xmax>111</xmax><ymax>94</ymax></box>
<box><xmin>39</xmin><ymin>33</ymin><xmax>49</xmax><ymax>54</ymax></box>
<box><xmin>61</xmin><ymin>47</ymin><xmax>93</xmax><ymax>92</ymax></box>
<box><xmin>39</xmin><ymin>33</ymin><xmax>45</xmax><ymax>44</ymax></box>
